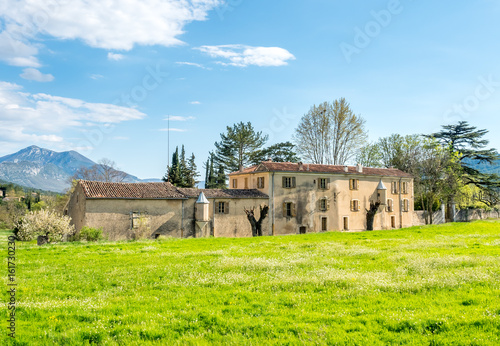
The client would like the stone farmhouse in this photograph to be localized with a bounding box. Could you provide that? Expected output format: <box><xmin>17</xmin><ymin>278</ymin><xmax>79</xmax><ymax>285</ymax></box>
<box><xmin>66</xmin><ymin>161</ymin><xmax>413</xmax><ymax>240</ymax></box>
<box><xmin>229</xmin><ymin>161</ymin><xmax>413</xmax><ymax>235</ymax></box>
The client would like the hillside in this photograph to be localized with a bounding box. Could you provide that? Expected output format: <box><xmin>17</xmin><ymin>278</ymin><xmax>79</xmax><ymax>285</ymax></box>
<box><xmin>4</xmin><ymin>220</ymin><xmax>500</xmax><ymax>345</ymax></box>
<box><xmin>0</xmin><ymin>146</ymin><xmax>158</xmax><ymax>193</ymax></box>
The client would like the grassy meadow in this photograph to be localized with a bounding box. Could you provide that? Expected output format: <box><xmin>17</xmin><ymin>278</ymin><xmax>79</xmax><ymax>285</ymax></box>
<box><xmin>2</xmin><ymin>220</ymin><xmax>500</xmax><ymax>345</ymax></box>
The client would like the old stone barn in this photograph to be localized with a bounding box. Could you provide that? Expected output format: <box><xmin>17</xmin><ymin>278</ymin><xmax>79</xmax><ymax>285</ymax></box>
<box><xmin>66</xmin><ymin>162</ymin><xmax>413</xmax><ymax>240</ymax></box>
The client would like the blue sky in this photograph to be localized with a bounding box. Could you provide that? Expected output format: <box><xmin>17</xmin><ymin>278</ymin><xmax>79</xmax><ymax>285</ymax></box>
<box><xmin>1</xmin><ymin>0</ymin><xmax>500</xmax><ymax>179</ymax></box>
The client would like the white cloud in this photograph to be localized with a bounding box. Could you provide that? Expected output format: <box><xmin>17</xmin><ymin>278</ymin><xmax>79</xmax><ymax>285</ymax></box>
<box><xmin>107</xmin><ymin>52</ymin><xmax>124</xmax><ymax>61</ymax></box>
<box><xmin>0</xmin><ymin>81</ymin><xmax>145</xmax><ymax>148</ymax></box>
<box><xmin>20</xmin><ymin>68</ymin><xmax>54</xmax><ymax>82</ymax></box>
<box><xmin>90</xmin><ymin>74</ymin><xmax>104</xmax><ymax>80</ymax></box>
<box><xmin>159</xmin><ymin>128</ymin><xmax>187</xmax><ymax>132</ymax></box>
<box><xmin>176</xmin><ymin>61</ymin><xmax>207</xmax><ymax>69</ymax></box>
<box><xmin>165</xmin><ymin>115</ymin><xmax>196</xmax><ymax>121</ymax></box>
<box><xmin>113</xmin><ymin>136</ymin><xmax>129</xmax><ymax>140</ymax></box>
<box><xmin>190</xmin><ymin>101</ymin><xmax>201</xmax><ymax>105</ymax></box>
<box><xmin>196</xmin><ymin>45</ymin><xmax>295</xmax><ymax>67</ymax></box>
<box><xmin>0</xmin><ymin>0</ymin><xmax>223</xmax><ymax>60</ymax></box>
<box><xmin>0</xmin><ymin>31</ymin><xmax>40</xmax><ymax>67</ymax></box>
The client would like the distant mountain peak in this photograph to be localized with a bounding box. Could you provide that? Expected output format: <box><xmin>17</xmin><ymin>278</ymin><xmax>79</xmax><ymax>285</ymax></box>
<box><xmin>0</xmin><ymin>145</ymin><xmax>150</xmax><ymax>192</ymax></box>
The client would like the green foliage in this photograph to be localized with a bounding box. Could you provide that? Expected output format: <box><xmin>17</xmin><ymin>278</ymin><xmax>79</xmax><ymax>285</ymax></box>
<box><xmin>205</xmin><ymin>152</ymin><xmax>226</xmax><ymax>189</ymax></box>
<box><xmin>251</xmin><ymin>141</ymin><xmax>300</xmax><ymax>165</ymax></box>
<box><xmin>164</xmin><ymin>145</ymin><xmax>199</xmax><ymax>187</ymax></box>
<box><xmin>214</xmin><ymin>121</ymin><xmax>268</xmax><ymax>174</ymax></box>
<box><xmin>6</xmin><ymin>220</ymin><xmax>500</xmax><ymax>345</ymax></box>
<box><xmin>31</xmin><ymin>201</ymin><xmax>47</xmax><ymax>211</ymax></box>
<box><xmin>428</xmin><ymin>121</ymin><xmax>500</xmax><ymax>206</ymax></box>
<box><xmin>355</xmin><ymin>141</ymin><xmax>383</xmax><ymax>167</ymax></box>
<box><xmin>79</xmin><ymin>226</ymin><xmax>104</xmax><ymax>242</ymax></box>
<box><xmin>15</xmin><ymin>209</ymin><xmax>75</xmax><ymax>243</ymax></box>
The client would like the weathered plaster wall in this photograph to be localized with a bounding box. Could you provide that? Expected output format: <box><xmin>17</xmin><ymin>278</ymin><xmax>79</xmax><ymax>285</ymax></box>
<box><xmin>231</xmin><ymin>171</ymin><xmax>414</xmax><ymax>233</ymax></box>
<box><xmin>66</xmin><ymin>183</ymin><xmax>86</xmax><ymax>233</ymax></box>
<box><xmin>84</xmin><ymin>199</ymin><xmax>185</xmax><ymax>240</ymax></box>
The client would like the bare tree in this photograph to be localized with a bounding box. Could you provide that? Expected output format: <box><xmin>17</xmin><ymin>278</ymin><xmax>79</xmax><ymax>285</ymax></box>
<box><xmin>244</xmin><ymin>205</ymin><xmax>269</xmax><ymax>237</ymax></box>
<box><xmin>294</xmin><ymin>98</ymin><xmax>367</xmax><ymax>165</ymax></box>
<box><xmin>73</xmin><ymin>158</ymin><xmax>127</xmax><ymax>183</ymax></box>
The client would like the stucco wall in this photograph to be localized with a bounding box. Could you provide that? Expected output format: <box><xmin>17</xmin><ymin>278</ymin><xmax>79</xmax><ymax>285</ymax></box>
<box><xmin>66</xmin><ymin>184</ymin><xmax>86</xmax><ymax>233</ymax></box>
<box><xmin>231</xmin><ymin>171</ymin><xmax>413</xmax><ymax>233</ymax></box>
<box><xmin>84</xmin><ymin>199</ymin><xmax>185</xmax><ymax>240</ymax></box>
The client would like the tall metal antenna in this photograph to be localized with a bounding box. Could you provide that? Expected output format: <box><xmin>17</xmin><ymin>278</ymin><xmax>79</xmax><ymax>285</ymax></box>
<box><xmin>167</xmin><ymin>116</ymin><xmax>170</xmax><ymax>169</ymax></box>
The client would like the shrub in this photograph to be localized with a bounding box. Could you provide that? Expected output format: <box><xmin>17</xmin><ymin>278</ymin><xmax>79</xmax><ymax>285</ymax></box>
<box><xmin>15</xmin><ymin>209</ymin><xmax>75</xmax><ymax>243</ymax></box>
<box><xmin>79</xmin><ymin>226</ymin><xmax>104</xmax><ymax>242</ymax></box>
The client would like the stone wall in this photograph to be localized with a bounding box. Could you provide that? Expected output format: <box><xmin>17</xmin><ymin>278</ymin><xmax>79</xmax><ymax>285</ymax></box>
<box><xmin>413</xmin><ymin>207</ymin><xmax>500</xmax><ymax>226</ymax></box>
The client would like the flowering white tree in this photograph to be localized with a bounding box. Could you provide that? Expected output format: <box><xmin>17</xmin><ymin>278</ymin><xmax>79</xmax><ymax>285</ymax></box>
<box><xmin>15</xmin><ymin>210</ymin><xmax>75</xmax><ymax>243</ymax></box>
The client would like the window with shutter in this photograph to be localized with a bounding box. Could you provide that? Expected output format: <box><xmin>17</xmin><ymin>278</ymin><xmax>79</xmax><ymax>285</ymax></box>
<box><xmin>232</xmin><ymin>179</ymin><xmax>238</xmax><ymax>189</ymax></box>
<box><xmin>387</xmin><ymin>199</ymin><xmax>394</xmax><ymax>212</ymax></box>
<box><xmin>257</xmin><ymin>177</ymin><xmax>265</xmax><ymax>189</ymax></box>
<box><xmin>218</xmin><ymin>202</ymin><xmax>225</xmax><ymax>214</ymax></box>
<box><xmin>319</xmin><ymin>198</ymin><xmax>327</xmax><ymax>211</ymax></box>
<box><xmin>319</xmin><ymin>178</ymin><xmax>329</xmax><ymax>190</ymax></box>
<box><xmin>283</xmin><ymin>177</ymin><xmax>296</xmax><ymax>188</ymax></box>
<box><xmin>349</xmin><ymin>179</ymin><xmax>359</xmax><ymax>190</ymax></box>
<box><xmin>351</xmin><ymin>200</ymin><xmax>360</xmax><ymax>212</ymax></box>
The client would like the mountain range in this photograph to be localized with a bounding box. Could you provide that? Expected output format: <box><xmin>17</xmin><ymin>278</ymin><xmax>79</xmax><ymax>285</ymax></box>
<box><xmin>0</xmin><ymin>146</ymin><xmax>159</xmax><ymax>193</ymax></box>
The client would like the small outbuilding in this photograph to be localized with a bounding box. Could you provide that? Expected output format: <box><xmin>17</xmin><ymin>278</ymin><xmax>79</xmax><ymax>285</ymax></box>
<box><xmin>66</xmin><ymin>180</ymin><xmax>269</xmax><ymax>240</ymax></box>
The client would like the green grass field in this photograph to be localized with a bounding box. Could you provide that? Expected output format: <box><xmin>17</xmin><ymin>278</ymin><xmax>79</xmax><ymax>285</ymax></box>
<box><xmin>2</xmin><ymin>220</ymin><xmax>500</xmax><ymax>345</ymax></box>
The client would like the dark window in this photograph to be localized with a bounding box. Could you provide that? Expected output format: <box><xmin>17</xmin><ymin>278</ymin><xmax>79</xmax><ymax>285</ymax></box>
<box><xmin>282</xmin><ymin>177</ymin><xmax>296</xmax><ymax>188</ymax></box>
<box><xmin>321</xmin><ymin>217</ymin><xmax>327</xmax><ymax>231</ymax></box>
<box><xmin>283</xmin><ymin>202</ymin><xmax>295</xmax><ymax>217</ymax></box>
<box><xmin>349</xmin><ymin>179</ymin><xmax>359</xmax><ymax>190</ymax></box>
<box><xmin>318</xmin><ymin>178</ymin><xmax>329</xmax><ymax>190</ymax></box>
<box><xmin>218</xmin><ymin>202</ymin><xmax>229</xmax><ymax>214</ymax></box>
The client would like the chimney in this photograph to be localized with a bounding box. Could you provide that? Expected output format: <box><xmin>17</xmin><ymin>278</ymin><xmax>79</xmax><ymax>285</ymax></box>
<box><xmin>239</xmin><ymin>164</ymin><xmax>244</xmax><ymax>172</ymax></box>
<box><xmin>266</xmin><ymin>157</ymin><xmax>273</xmax><ymax>162</ymax></box>
<box><xmin>344</xmin><ymin>165</ymin><xmax>349</xmax><ymax>173</ymax></box>
<box><xmin>356</xmin><ymin>163</ymin><xmax>363</xmax><ymax>173</ymax></box>
<box><xmin>298</xmin><ymin>162</ymin><xmax>304</xmax><ymax>171</ymax></box>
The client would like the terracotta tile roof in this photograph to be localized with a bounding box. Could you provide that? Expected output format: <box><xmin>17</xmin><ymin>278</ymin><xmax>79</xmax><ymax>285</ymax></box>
<box><xmin>78</xmin><ymin>180</ymin><xmax>269</xmax><ymax>200</ymax></box>
<box><xmin>179</xmin><ymin>188</ymin><xmax>268</xmax><ymax>199</ymax></box>
<box><xmin>229</xmin><ymin>162</ymin><xmax>412</xmax><ymax>178</ymax></box>
<box><xmin>79</xmin><ymin>180</ymin><xmax>186</xmax><ymax>199</ymax></box>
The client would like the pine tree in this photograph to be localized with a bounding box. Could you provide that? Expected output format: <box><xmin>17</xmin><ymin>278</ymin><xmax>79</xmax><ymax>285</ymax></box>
<box><xmin>428</xmin><ymin>121</ymin><xmax>500</xmax><ymax>192</ymax></box>
<box><xmin>214</xmin><ymin>122</ymin><xmax>268</xmax><ymax>174</ymax></box>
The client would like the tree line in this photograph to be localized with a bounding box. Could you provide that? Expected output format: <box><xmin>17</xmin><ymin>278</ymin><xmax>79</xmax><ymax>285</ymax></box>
<box><xmin>75</xmin><ymin>97</ymin><xmax>497</xmax><ymax>221</ymax></box>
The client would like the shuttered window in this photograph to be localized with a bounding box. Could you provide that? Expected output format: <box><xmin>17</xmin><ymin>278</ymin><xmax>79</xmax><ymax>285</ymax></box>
<box><xmin>318</xmin><ymin>178</ymin><xmax>330</xmax><ymax>190</ymax></box>
<box><xmin>391</xmin><ymin>182</ymin><xmax>399</xmax><ymax>194</ymax></box>
<box><xmin>282</xmin><ymin>202</ymin><xmax>296</xmax><ymax>217</ymax></box>
<box><xmin>257</xmin><ymin>177</ymin><xmax>265</xmax><ymax>189</ymax></box>
<box><xmin>282</xmin><ymin>177</ymin><xmax>296</xmax><ymax>188</ymax></box>
<box><xmin>349</xmin><ymin>179</ymin><xmax>359</xmax><ymax>190</ymax></box>
<box><xmin>350</xmin><ymin>200</ymin><xmax>360</xmax><ymax>212</ymax></box>
<box><xmin>218</xmin><ymin>202</ymin><xmax>230</xmax><ymax>214</ymax></box>
<box><xmin>402</xmin><ymin>182</ymin><xmax>408</xmax><ymax>194</ymax></box>
<box><xmin>319</xmin><ymin>198</ymin><xmax>330</xmax><ymax>212</ymax></box>
<box><xmin>387</xmin><ymin>199</ymin><xmax>394</xmax><ymax>212</ymax></box>
<box><xmin>403</xmin><ymin>199</ymin><xmax>410</xmax><ymax>212</ymax></box>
